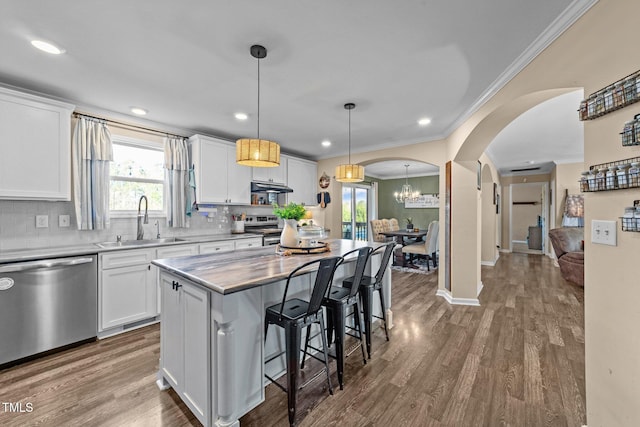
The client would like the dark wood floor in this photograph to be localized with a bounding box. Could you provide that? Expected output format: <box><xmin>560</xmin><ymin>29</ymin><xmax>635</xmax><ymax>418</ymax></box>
<box><xmin>0</xmin><ymin>252</ymin><xmax>585</xmax><ymax>427</ymax></box>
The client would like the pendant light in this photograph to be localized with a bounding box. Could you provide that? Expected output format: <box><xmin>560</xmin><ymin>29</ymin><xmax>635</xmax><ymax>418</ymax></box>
<box><xmin>394</xmin><ymin>164</ymin><xmax>420</xmax><ymax>203</ymax></box>
<box><xmin>236</xmin><ymin>45</ymin><xmax>280</xmax><ymax>167</ymax></box>
<box><xmin>335</xmin><ymin>103</ymin><xmax>364</xmax><ymax>182</ymax></box>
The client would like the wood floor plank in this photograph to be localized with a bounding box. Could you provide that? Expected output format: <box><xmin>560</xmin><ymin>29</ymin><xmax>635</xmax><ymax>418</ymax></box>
<box><xmin>0</xmin><ymin>253</ymin><xmax>585</xmax><ymax>427</ymax></box>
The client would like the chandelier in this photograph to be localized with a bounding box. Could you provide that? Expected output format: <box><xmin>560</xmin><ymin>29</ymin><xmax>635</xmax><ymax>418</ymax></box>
<box><xmin>394</xmin><ymin>164</ymin><xmax>420</xmax><ymax>203</ymax></box>
<box><xmin>236</xmin><ymin>45</ymin><xmax>280</xmax><ymax>167</ymax></box>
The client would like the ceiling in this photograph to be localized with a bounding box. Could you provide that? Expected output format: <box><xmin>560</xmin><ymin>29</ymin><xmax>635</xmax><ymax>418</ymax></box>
<box><xmin>485</xmin><ymin>90</ymin><xmax>584</xmax><ymax>176</ymax></box>
<box><xmin>1</xmin><ymin>0</ymin><xmax>589</xmax><ymax>168</ymax></box>
<box><xmin>365</xmin><ymin>160</ymin><xmax>438</xmax><ymax>180</ymax></box>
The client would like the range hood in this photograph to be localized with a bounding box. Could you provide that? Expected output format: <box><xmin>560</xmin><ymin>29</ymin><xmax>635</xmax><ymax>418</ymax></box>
<box><xmin>251</xmin><ymin>181</ymin><xmax>294</xmax><ymax>193</ymax></box>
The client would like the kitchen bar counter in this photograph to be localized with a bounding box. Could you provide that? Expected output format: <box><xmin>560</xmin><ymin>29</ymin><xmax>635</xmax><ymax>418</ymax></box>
<box><xmin>154</xmin><ymin>238</ymin><xmax>393</xmax><ymax>427</ymax></box>
<box><xmin>152</xmin><ymin>238</ymin><xmax>381</xmax><ymax>294</ymax></box>
<box><xmin>0</xmin><ymin>232</ymin><xmax>262</xmax><ymax>264</ymax></box>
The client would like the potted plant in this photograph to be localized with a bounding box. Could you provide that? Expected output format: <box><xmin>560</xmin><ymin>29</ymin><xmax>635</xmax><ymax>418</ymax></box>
<box><xmin>273</xmin><ymin>202</ymin><xmax>307</xmax><ymax>247</ymax></box>
<box><xmin>406</xmin><ymin>217</ymin><xmax>414</xmax><ymax>231</ymax></box>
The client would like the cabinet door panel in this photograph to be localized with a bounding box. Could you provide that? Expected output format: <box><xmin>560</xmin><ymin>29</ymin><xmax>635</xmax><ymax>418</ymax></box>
<box><xmin>227</xmin><ymin>145</ymin><xmax>251</xmax><ymax>204</ymax></box>
<box><xmin>197</xmin><ymin>140</ymin><xmax>228</xmax><ymax>203</ymax></box>
<box><xmin>100</xmin><ymin>248</ymin><xmax>155</xmax><ymax>269</ymax></box>
<box><xmin>160</xmin><ymin>273</ymin><xmax>183</xmax><ymax>388</ymax></box>
<box><xmin>101</xmin><ymin>264</ymin><xmax>154</xmax><ymax>330</ymax></box>
<box><xmin>0</xmin><ymin>89</ymin><xmax>72</xmax><ymax>200</ymax></box>
<box><xmin>287</xmin><ymin>157</ymin><xmax>318</xmax><ymax>206</ymax></box>
<box><xmin>182</xmin><ymin>282</ymin><xmax>210</xmax><ymax>422</ymax></box>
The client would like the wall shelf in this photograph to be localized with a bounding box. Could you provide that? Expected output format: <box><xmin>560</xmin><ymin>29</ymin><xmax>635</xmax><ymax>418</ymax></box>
<box><xmin>579</xmin><ymin>69</ymin><xmax>640</xmax><ymax>121</ymax></box>
<box><xmin>580</xmin><ymin>156</ymin><xmax>640</xmax><ymax>192</ymax></box>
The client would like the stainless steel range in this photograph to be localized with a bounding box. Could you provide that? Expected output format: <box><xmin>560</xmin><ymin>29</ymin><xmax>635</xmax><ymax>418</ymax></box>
<box><xmin>244</xmin><ymin>215</ymin><xmax>282</xmax><ymax>246</ymax></box>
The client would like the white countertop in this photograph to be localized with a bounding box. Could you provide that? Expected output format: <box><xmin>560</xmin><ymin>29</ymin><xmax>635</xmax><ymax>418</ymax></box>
<box><xmin>0</xmin><ymin>233</ymin><xmax>263</xmax><ymax>264</ymax></box>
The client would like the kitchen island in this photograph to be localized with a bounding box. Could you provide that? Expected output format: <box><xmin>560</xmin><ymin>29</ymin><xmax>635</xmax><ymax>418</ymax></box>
<box><xmin>152</xmin><ymin>239</ymin><xmax>392</xmax><ymax>427</ymax></box>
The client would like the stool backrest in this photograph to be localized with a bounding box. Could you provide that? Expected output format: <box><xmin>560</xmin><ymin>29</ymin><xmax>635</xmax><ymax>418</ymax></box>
<box><xmin>306</xmin><ymin>256</ymin><xmax>343</xmax><ymax>315</ymax></box>
<box><xmin>340</xmin><ymin>246</ymin><xmax>373</xmax><ymax>297</ymax></box>
<box><xmin>372</xmin><ymin>241</ymin><xmax>395</xmax><ymax>284</ymax></box>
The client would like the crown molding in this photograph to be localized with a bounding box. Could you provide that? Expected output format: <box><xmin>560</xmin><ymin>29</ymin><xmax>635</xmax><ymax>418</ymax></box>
<box><xmin>444</xmin><ymin>0</ymin><xmax>599</xmax><ymax>138</ymax></box>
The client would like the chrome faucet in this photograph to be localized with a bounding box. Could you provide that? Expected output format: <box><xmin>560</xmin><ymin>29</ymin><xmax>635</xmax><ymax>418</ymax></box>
<box><xmin>155</xmin><ymin>220</ymin><xmax>161</xmax><ymax>239</ymax></box>
<box><xmin>137</xmin><ymin>195</ymin><xmax>148</xmax><ymax>240</ymax></box>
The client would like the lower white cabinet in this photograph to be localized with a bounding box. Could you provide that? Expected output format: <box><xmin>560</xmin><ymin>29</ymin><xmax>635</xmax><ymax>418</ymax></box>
<box><xmin>234</xmin><ymin>237</ymin><xmax>263</xmax><ymax>250</ymax></box>
<box><xmin>199</xmin><ymin>240</ymin><xmax>235</xmax><ymax>254</ymax></box>
<box><xmin>156</xmin><ymin>244</ymin><xmax>199</xmax><ymax>314</ymax></box>
<box><xmin>99</xmin><ymin>248</ymin><xmax>157</xmax><ymax>331</ymax></box>
<box><xmin>160</xmin><ymin>271</ymin><xmax>210</xmax><ymax>426</ymax></box>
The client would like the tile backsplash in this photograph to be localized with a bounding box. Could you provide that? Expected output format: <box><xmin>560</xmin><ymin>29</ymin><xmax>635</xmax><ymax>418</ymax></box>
<box><xmin>0</xmin><ymin>200</ymin><xmax>255</xmax><ymax>251</ymax></box>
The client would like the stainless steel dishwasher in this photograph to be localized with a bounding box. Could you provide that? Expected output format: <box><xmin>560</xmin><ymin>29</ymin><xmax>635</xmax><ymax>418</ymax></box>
<box><xmin>0</xmin><ymin>255</ymin><xmax>97</xmax><ymax>367</ymax></box>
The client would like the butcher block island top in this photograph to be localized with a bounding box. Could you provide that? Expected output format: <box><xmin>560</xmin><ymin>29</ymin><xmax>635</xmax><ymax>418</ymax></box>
<box><xmin>152</xmin><ymin>238</ymin><xmax>384</xmax><ymax>294</ymax></box>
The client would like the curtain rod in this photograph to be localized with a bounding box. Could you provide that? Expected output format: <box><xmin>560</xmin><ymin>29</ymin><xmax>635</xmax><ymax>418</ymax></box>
<box><xmin>73</xmin><ymin>112</ymin><xmax>189</xmax><ymax>140</ymax></box>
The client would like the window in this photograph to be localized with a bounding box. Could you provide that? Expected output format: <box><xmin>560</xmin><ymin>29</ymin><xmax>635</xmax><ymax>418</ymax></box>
<box><xmin>109</xmin><ymin>136</ymin><xmax>164</xmax><ymax>215</ymax></box>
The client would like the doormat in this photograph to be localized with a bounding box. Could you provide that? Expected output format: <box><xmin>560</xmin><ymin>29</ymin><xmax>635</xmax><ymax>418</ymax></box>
<box><xmin>391</xmin><ymin>257</ymin><xmax>438</xmax><ymax>275</ymax></box>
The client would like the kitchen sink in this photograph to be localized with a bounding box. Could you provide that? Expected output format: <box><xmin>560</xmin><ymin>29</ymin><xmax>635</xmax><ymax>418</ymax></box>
<box><xmin>95</xmin><ymin>237</ymin><xmax>187</xmax><ymax>248</ymax></box>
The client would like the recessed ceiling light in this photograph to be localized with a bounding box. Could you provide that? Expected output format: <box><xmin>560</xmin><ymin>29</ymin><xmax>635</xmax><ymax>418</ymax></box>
<box><xmin>235</xmin><ymin>112</ymin><xmax>248</xmax><ymax>120</ymax></box>
<box><xmin>321</xmin><ymin>140</ymin><xmax>331</xmax><ymax>147</ymax></box>
<box><xmin>130</xmin><ymin>107</ymin><xmax>148</xmax><ymax>116</ymax></box>
<box><xmin>418</xmin><ymin>118</ymin><xmax>431</xmax><ymax>126</ymax></box>
<box><xmin>528</xmin><ymin>160</ymin><xmax>536</xmax><ymax>164</ymax></box>
<box><xmin>30</xmin><ymin>40</ymin><xmax>65</xmax><ymax>55</ymax></box>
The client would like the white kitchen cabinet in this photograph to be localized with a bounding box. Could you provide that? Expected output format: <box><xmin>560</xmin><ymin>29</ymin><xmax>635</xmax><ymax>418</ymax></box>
<box><xmin>234</xmin><ymin>237</ymin><xmax>263</xmax><ymax>250</ymax></box>
<box><xmin>189</xmin><ymin>134</ymin><xmax>251</xmax><ymax>205</ymax></box>
<box><xmin>198</xmin><ymin>240</ymin><xmax>235</xmax><ymax>254</ymax></box>
<box><xmin>0</xmin><ymin>87</ymin><xmax>74</xmax><ymax>200</ymax></box>
<box><xmin>155</xmin><ymin>244</ymin><xmax>199</xmax><ymax>314</ymax></box>
<box><xmin>252</xmin><ymin>156</ymin><xmax>287</xmax><ymax>184</ymax></box>
<box><xmin>287</xmin><ymin>156</ymin><xmax>318</xmax><ymax>206</ymax></box>
<box><xmin>160</xmin><ymin>271</ymin><xmax>210</xmax><ymax>426</ymax></box>
<box><xmin>99</xmin><ymin>248</ymin><xmax>157</xmax><ymax>331</ymax></box>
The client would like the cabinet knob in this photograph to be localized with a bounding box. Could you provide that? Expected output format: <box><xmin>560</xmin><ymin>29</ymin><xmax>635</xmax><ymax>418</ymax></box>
<box><xmin>175</xmin><ymin>283</ymin><xmax>182</xmax><ymax>290</ymax></box>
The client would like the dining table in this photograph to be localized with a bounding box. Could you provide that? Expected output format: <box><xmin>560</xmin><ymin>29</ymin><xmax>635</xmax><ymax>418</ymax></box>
<box><xmin>380</xmin><ymin>229</ymin><xmax>428</xmax><ymax>266</ymax></box>
<box><xmin>380</xmin><ymin>229</ymin><xmax>428</xmax><ymax>246</ymax></box>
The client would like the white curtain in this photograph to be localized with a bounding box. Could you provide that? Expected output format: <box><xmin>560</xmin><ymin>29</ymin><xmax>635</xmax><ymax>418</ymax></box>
<box><xmin>164</xmin><ymin>137</ymin><xmax>190</xmax><ymax>228</ymax></box>
<box><xmin>72</xmin><ymin>117</ymin><xmax>113</xmax><ymax>230</ymax></box>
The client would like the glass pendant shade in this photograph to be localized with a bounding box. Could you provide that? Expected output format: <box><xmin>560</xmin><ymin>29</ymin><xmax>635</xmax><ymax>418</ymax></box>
<box><xmin>236</xmin><ymin>138</ymin><xmax>280</xmax><ymax>167</ymax></box>
<box><xmin>335</xmin><ymin>164</ymin><xmax>365</xmax><ymax>183</ymax></box>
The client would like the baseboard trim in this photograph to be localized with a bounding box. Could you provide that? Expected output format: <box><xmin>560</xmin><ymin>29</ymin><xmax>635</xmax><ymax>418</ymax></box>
<box><xmin>477</xmin><ymin>280</ymin><xmax>484</xmax><ymax>297</ymax></box>
<box><xmin>436</xmin><ymin>289</ymin><xmax>481</xmax><ymax>306</ymax></box>
<box><xmin>499</xmin><ymin>249</ymin><xmax>512</xmax><ymax>254</ymax></box>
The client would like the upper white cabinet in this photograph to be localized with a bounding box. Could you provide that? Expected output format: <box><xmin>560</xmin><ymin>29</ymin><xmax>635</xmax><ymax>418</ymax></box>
<box><xmin>189</xmin><ymin>134</ymin><xmax>251</xmax><ymax>205</ymax></box>
<box><xmin>0</xmin><ymin>87</ymin><xmax>74</xmax><ymax>200</ymax></box>
<box><xmin>287</xmin><ymin>156</ymin><xmax>318</xmax><ymax>206</ymax></box>
<box><xmin>252</xmin><ymin>156</ymin><xmax>287</xmax><ymax>184</ymax></box>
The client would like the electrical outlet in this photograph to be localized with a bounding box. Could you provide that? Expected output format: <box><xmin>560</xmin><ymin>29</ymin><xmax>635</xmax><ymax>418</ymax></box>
<box><xmin>35</xmin><ymin>215</ymin><xmax>49</xmax><ymax>228</ymax></box>
<box><xmin>591</xmin><ymin>220</ymin><xmax>617</xmax><ymax>246</ymax></box>
<box><xmin>59</xmin><ymin>214</ymin><xmax>70</xmax><ymax>227</ymax></box>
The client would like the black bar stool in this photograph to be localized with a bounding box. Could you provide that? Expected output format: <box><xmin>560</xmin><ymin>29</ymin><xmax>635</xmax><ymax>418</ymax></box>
<box><xmin>343</xmin><ymin>241</ymin><xmax>395</xmax><ymax>359</ymax></box>
<box><xmin>264</xmin><ymin>256</ymin><xmax>342</xmax><ymax>427</ymax></box>
<box><xmin>305</xmin><ymin>246</ymin><xmax>371</xmax><ymax>389</ymax></box>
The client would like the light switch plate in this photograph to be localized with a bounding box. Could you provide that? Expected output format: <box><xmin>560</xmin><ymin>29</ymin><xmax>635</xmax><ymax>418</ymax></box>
<box><xmin>36</xmin><ymin>215</ymin><xmax>49</xmax><ymax>228</ymax></box>
<box><xmin>59</xmin><ymin>214</ymin><xmax>70</xmax><ymax>227</ymax></box>
<box><xmin>591</xmin><ymin>220</ymin><xmax>617</xmax><ymax>246</ymax></box>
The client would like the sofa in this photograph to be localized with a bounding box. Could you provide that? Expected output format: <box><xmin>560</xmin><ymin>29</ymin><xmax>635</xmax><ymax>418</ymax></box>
<box><xmin>549</xmin><ymin>227</ymin><xmax>584</xmax><ymax>287</ymax></box>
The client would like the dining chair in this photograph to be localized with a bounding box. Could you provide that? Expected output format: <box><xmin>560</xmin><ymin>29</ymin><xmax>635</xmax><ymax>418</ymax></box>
<box><xmin>402</xmin><ymin>220</ymin><xmax>439</xmax><ymax>269</ymax></box>
<box><xmin>264</xmin><ymin>256</ymin><xmax>342</xmax><ymax>426</ymax></box>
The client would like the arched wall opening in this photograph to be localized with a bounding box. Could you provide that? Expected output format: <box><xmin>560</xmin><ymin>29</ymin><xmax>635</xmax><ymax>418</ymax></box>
<box><xmin>443</xmin><ymin>87</ymin><xmax>582</xmax><ymax>302</ymax></box>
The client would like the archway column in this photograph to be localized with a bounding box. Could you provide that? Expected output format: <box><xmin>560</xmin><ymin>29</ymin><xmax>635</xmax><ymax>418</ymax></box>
<box><xmin>437</xmin><ymin>160</ymin><xmax>482</xmax><ymax>305</ymax></box>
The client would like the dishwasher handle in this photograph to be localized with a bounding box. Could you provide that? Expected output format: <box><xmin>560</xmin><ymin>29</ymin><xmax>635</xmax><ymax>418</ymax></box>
<box><xmin>0</xmin><ymin>257</ymin><xmax>94</xmax><ymax>273</ymax></box>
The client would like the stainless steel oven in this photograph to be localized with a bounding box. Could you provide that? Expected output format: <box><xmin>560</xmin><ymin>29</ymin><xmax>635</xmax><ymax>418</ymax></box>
<box><xmin>244</xmin><ymin>215</ymin><xmax>282</xmax><ymax>246</ymax></box>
